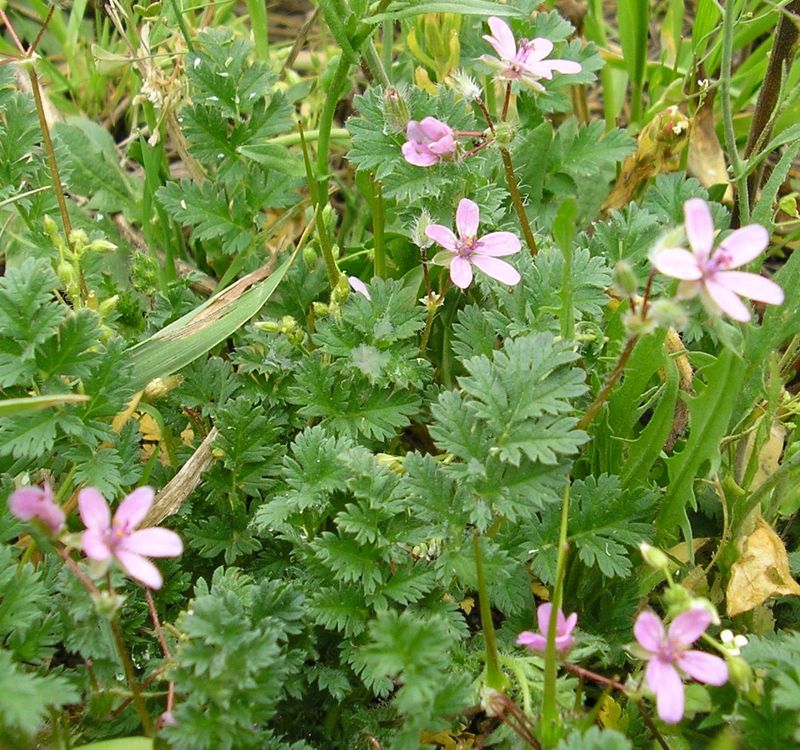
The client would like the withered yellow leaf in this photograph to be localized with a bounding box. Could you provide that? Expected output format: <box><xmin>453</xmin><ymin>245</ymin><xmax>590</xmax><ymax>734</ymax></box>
<box><xmin>726</xmin><ymin>518</ymin><xmax>800</xmax><ymax>616</ymax></box>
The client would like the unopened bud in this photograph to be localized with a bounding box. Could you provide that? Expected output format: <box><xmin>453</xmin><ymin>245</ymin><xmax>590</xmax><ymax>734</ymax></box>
<box><xmin>93</xmin><ymin>590</ymin><xmax>126</xmax><ymax>620</ymax></box>
<box><xmin>612</xmin><ymin>261</ymin><xmax>638</xmax><ymax>296</ymax></box>
<box><xmin>449</xmin><ymin>69</ymin><xmax>481</xmax><ymax>102</ymax></box>
<box><xmin>303</xmin><ymin>244</ymin><xmax>318</xmax><ymax>269</ymax></box>
<box><xmin>56</xmin><ymin>260</ymin><xmax>78</xmax><ymax>289</ymax></box>
<box><xmin>69</xmin><ymin>229</ymin><xmax>89</xmax><ymax>250</ymax></box>
<box><xmin>330</xmin><ymin>274</ymin><xmax>350</xmax><ymax>306</ymax></box>
<box><xmin>87</xmin><ymin>238</ymin><xmax>117</xmax><ymax>253</ymax></box>
<box><xmin>98</xmin><ymin>294</ymin><xmax>119</xmax><ymax>317</ymax></box>
<box><xmin>649</xmin><ymin>298</ymin><xmax>688</xmax><ymax>329</ymax></box>
<box><xmin>494</xmin><ymin>121</ymin><xmax>515</xmax><ymax>147</ymax></box>
<box><xmin>254</xmin><ymin>320</ymin><xmax>282</xmax><ymax>333</ymax></box>
<box><xmin>727</xmin><ymin>655</ymin><xmax>755</xmax><ymax>695</ymax></box>
<box><xmin>412</xmin><ymin>209</ymin><xmax>433</xmax><ymax>249</ymax></box>
<box><xmin>639</xmin><ymin>542</ymin><xmax>669</xmax><ymax>571</ymax></box>
<box><xmin>382</xmin><ymin>86</ymin><xmax>410</xmax><ymax>134</ymax></box>
<box><xmin>313</xmin><ymin>301</ymin><xmax>331</xmax><ymax>318</ymax></box>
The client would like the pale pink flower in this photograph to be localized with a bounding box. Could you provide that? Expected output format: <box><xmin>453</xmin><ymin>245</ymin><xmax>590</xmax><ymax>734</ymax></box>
<box><xmin>426</xmin><ymin>199</ymin><xmax>521</xmax><ymax>289</ymax></box>
<box><xmin>517</xmin><ymin>603</ymin><xmax>577</xmax><ymax>653</ymax></box>
<box><xmin>348</xmin><ymin>276</ymin><xmax>371</xmax><ymax>300</ymax></box>
<box><xmin>481</xmin><ymin>16</ymin><xmax>581</xmax><ymax>92</ymax></box>
<box><xmin>79</xmin><ymin>486</ymin><xmax>183</xmax><ymax>589</ymax></box>
<box><xmin>401</xmin><ymin>117</ymin><xmax>457</xmax><ymax>167</ymax></box>
<box><xmin>652</xmin><ymin>198</ymin><xmax>784</xmax><ymax>322</ymax></box>
<box><xmin>634</xmin><ymin>608</ymin><xmax>728</xmax><ymax>724</ymax></box>
<box><xmin>8</xmin><ymin>483</ymin><xmax>65</xmax><ymax>535</ymax></box>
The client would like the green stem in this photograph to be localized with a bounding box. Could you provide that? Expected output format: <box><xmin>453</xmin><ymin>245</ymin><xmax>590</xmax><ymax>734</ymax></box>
<box><xmin>246</xmin><ymin>0</ymin><xmax>269</xmax><ymax>60</ymax></box>
<box><xmin>500</xmin><ymin>147</ymin><xmax>538</xmax><ymax>256</ymax></box>
<box><xmin>382</xmin><ymin>19</ymin><xmax>393</xmax><ymax>77</ymax></box>
<box><xmin>110</xmin><ymin>616</ymin><xmax>155</xmax><ymax>736</ymax></box>
<box><xmin>719</xmin><ymin>0</ymin><xmax>749</xmax><ymax>224</ymax></box>
<box><xmin>473</xmin><ymin>532</ymin><xmax>507</xmax><ymax>692</ymax></box>
<box><xmin>364</xmin><ymin>39</ymin><xmax>390</xmax><ymax>86</ymax></box>
<box><xmin>268</xmin><ymin>128</ymin><xmax>350</xmax><ymax>147</ymax></box>
<box><xmin>371</xmin><ymin>177</ymin><xmax>386</xmax><ymax>278</ymax></box>
<box><xmin>733</xmin><ymin>449</ymin><xmax>800</xmax><ymax>531</ymax></box>
<box><xmin>168</xmin><ymin>0</ymin><xmax>195</xmax><ymax>53</ymax></box>
<box><xmin>540</xmin><ymin>481</ymin><xmax>571</xmax><ymax>748</ymax></box>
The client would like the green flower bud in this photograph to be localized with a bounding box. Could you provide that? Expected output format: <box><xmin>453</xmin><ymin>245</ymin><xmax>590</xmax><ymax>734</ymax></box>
<box><xmin>98</xmin><ymin>294</ymin><xmax>119</xmax><ymax>317</ymax></box>
<box><xmin>412</xmin><ymin>209</ymin><xmax>433</xmax><ymax>249</ymax></box>
<box><xmin>726</xmin><ymin>655</ymin><xmax>755</xmax><ymax>695</ymax></box>
<box><xmin>639</xmin><ymin>542</ymin><xmax>670</xmax><ymax>571</ymax></box>
<box><xmin>313</xmin><ymin>301</ymin><xmax>331</xmax><ymax>318</ymax></box>
<box><xmin>649</xmin><ymin>298</ymin><xmax>688</xmax><ymax>329</ymax></box>
<box><xmin>87</xmin><ymin>238</ymin><xmax>118</xmax><ymax>254</ymax></box>
<box><xmin>56</xmin><ymin>260</ymin><xmax>78</xmax><ymax>289</ymax></box>
<box><xmin>382</xmin><ymin>87</ymin><xmax>410</xmax><ymax>134</ymax></box>
<box><xmin>254</xmin><ymin>320</ymin><xmax>282</xmax><ymax>333</ymax></box>
<box><xmin>494</xmin><ymin>121</ymin><xmax>515</xmax><ymax>147</ymax></box>
<box><xmin>612</xmin><ymin>260</ymin><xmax>638</xmax><ymax>296</ymax></box>
<box><xmin>93</xmin><ymin>590</ymin><xmax>126</xmax><ymax>620</ymax></box>
<box><xmin>303</xmin><ymin>244</ymin><xmax>318</xmax><ymax>269</ymax></box>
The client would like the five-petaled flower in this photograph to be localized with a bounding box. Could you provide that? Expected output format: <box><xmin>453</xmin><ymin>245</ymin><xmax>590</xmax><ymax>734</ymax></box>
<box><xmin>79</xmin><ymin>486</ymin><xmax>183</xmax><ymax>589</ymax></box>
<box><xmin>481</xmin><ymin>16</ymin><xmax>581</xmax><ymax>92</ymax></box>
<box><xmin>401</xmin><ymin>117</ymin><xmax>457</xmax><ymax>167</ymax></box>
<box><xmin>8</xmin><ymin>483</ymin><xmax>65</xmax><ymax>535</ymax></box>
<box><xmin>426</xmin><ymin>198</ymin><xmax>521</xmax><ymax>289</ymax></box>
<box><xmin>652</xmin><ymin>198</ymin><xmax>784</xmax><ymax>322</ymax></box>
<box><xmin>517</xmin><ymin>603</ymin><xmax>578</xmax><ymax>653</ymax></box>
<box><xmin>634</xmin><ymin>608</ymin><xmax>728</xmax><ymax>724</ymax></box>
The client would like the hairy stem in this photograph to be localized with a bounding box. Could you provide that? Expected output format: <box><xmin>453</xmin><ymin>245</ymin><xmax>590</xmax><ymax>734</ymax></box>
<box><xmin>110</xmin><ymin>616</ymin><xmax>154</xmax><ymax>736</ymax></box>
<box><xmin>500</xmin><ymin>148</ymin><xmax>538</xmax><ymax>256</ymax></box>
<box><xmin>473</xmin><ymin>532</ymin><xmax>507</xmax><ymax>692</ymax></box>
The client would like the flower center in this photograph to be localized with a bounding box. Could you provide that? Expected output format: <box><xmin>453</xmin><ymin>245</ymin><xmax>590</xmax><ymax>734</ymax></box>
<box><xmin>700</xmin><ymin>249</ymin><xmax>732</xmax><ymax>276</ymax></box>
<box><xmin>457</xmin><ymin>236</ymin><xmax>478</xmax><ymax>258</ymax></box>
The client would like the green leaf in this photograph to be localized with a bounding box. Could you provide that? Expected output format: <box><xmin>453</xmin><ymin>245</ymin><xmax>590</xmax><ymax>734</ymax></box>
<box><xmin>0</xmin><ymin>393</ymin><xmax>88</xmax><ymax>416</ymax></box>
<box><xmin>657</xmin><ymin>346</ymin><xmax>747</xmax><ymax>542</ymax></box>
<box><xmin>556</xmin><ymin>726</ymin><xmax>632</xmax><ymax>750</ymax></box>
<box><xmin>73</xmin><ymin>740</ymin><xmax>154</xmax><ymax>750</ymax></box>
<box><xmin>127</xmin><ymin>250</ymin><xmax>297</xmax><ymax>391</ymax></box>
<box><xmin>53</xmin><ymin>117</ymin><xmax>141</xmax><ymax>215</ymax></box>
<box><xmin>366</xmin><ymin>0</ymin><xmax>524</xmax><ymax>22</ymax></box>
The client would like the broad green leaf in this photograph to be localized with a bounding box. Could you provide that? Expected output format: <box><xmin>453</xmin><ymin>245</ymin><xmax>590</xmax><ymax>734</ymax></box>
<box><xmin>127</xmin><ymin>251</ymin><xmax>297</xmax><ymax>391</ymax></box>
<box><xmin>366</xmin><ymin>1</ymin><xmax>524</xmax><ymax>23</ymax></box>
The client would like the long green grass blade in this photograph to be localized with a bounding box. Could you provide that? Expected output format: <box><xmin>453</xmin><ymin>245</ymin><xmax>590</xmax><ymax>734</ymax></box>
<box><xmin>0</xmin><ymin>394</ymin><xmax>90</xmax><ymax>417</ymax></box>
<box><xmin>616</xmin><ymin>0</ymin><xmax>649</xmax><ymax>123</ymax></box>
<box><xmin>127</xmin><ymin>250</ymin><xmax>297</xmax><ymax>391</ymax></box>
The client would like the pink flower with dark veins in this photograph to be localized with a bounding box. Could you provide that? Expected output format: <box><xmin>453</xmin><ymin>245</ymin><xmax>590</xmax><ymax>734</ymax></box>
<box><xmin>8</xmin><ymin>483</ymin><xmax>65</xmax><ymax>535</ymax></box>
<box><xmin>426</xmin><ymin>199</ymin><xmax>521</xmax><ymax>289</ymax></box>
<box><xmin>517</xmin><ymin>603</ymin><xmax>577</xmax><ymax>653</ymax></box>
<box><xmin>652</xmin><ymin>198</ymin><xmax>784</xmax><ymax>322</ymax></box>
<box><xmin>401</xmin><ymin>117</ymin><xmax>457</xmax><ymax>167</ymax></box>
<box><xmin>481</xmin><ymin>16</ymin><xmax>581</xmax><ymax>92</ymax></box>
<box><xmin>634</xmin><ymin>608</ymin><xmax>728</xmax><ymax>724</ymax></box>
<box><xmin>79</xmin><ymin>486</ymin><xmax>183</xmax><ymax>589</ymax></box>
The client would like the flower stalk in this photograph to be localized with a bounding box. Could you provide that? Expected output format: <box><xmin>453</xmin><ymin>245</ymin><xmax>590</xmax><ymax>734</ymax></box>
<box><xmin>473</xmin><ymin>532</ymin><xmax>507</xmax><ymax>692</ymax></box>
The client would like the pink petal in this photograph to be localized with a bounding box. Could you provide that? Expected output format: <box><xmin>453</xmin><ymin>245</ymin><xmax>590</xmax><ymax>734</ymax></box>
<box><xmin>450</xmin><ymin>256</ymin><xmax>474</xmax><ymax>289</ymax></box>
<box><xmin>717</xmin><ymin>224</ymin><xmax>769</xmax><ymax>268</ymax></box>
<box><xmin>114</xmin><ymin>487</ymin><xmax>154</xmax><ymax>530</ymax></box>
<box><xmin>668</xmin><ymin>607</ymin><xmax>712</xmax><ymax>647</ymax></box>
<box><xmin>82</xmin><ymin>528</ymin><xmax>112</xmax><ymax>561</ymax></box>
<box><xmin>402</xmin><ymin>141</ymin><xmax>438</xmax><ymax>167</ymax></box>
<box><xmin>427</xmin><ymin>133</ymin><xmax>456</xmax><ymax>156</ymax></box>
<box><xmin>426</xmin><ymin>224</ymin><xmax>458</xmax><ymax>251</ymax></box>
<box><xmin>634</xmin><ymin>611</ymin><xmax>664</xmax><ymax>652</ymax></box>
<box><xmin>78</xmin><ymin>488</ymin><xmax>111</xmax><ymax>531</ymax></box>
<box><xmin>647</xmin><ymin>659</ymin><xmax>685</xmax><ymax>724</ymax></box>
<box><xmin>563</xmin><ymin>611</ymin><xmax>578</xmax><ymax>635</ymax></box>
<box><xmin>532</xmin><ymin>59</ymin><xmax>582</xmax><ymax>76</ymax></box>
<box><xmin>348</xmin><ymin>276</ymin><xmax>371</xmax><ymax>300</ymax></box>
<box><xmin>684</xmin><ymin>198</ymin><xmax>715</xmax><ymax>258</ymax></box>
<box><xmin>652</xmin><ymin>248</ymin><xmax>703</xmax><ymax>280</ymax></box>
<box><xmin>406</xmin><ymin>120</ymin><xmax>424</xmax><ymax>144</ymax></box>
<box><xmin>476</xmin><ymin>231</ymin><xmax>521</xmax><ymax>257</ymax></box>
<box><xmin>114</xmin><ymin>549</ymin><xmax>163</xmax><ymax>589</ymax></box>
<box><xmin>555</xmin><ymin>632</ymin><xmax>575</xmax><ymax>651</ymax></box>
<box><xmin>486</xmin><ymin>16</ymin><xmax>517</xmax><ymax>60</ymax></box>
<box><xmin>39</xmin><ymin>503</ymin><xmax>66</xmax><ymax>535</ymax></box>
<box><xmin>677</xmin><ymin>650</ymin><xmax>728</xmax><ymax>686</ymax></box>
<box><xmin>471</xmin><ymin>255</ymin><xmax>521</xmax><ymax>285</ymax></box>
<box><xmin>456</xmin><ymin>199</ymin><xmax>480</xmax><ymax>238</ymax></box>
<box><xmin>714</xmin><ymin>271</ymin><xmax>784</xmax><ymax>305</ymax></box>
<box><xmin>536</xmin><ymin>603</ymin><xmax>553</xmax><ymax>635</ymax></box>
<box><xmin>704</xmin><ymin>278</ymin><xmax>751</xmax><ymax>322</ymax></box>
<box><xmin>418</xmin><ymin>116</ymin><xmax>451</xmax><ymax>142</ymax></box>
<box><xmin>517</xmin><ymin>631</ymin><xmax>547</xmax><ymax>651</ymax></box>
<box><xmin>121</xmin><ymin>528</ymin><xmax>183</xmax><ymax>558</ymax></box>
<box><xmin>525</xmin><ymin>38</ymin><xmax>554</xmax><ymax>63</ymax></box>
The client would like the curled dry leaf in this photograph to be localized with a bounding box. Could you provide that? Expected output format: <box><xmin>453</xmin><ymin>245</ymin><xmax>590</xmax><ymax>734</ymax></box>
<box><xmin>726</xmin><ymin>517</ymin><xmax>800</xmax><ymax>616</ymax></box>
<box><xmin>687</xmin><ymin>90</ymin><xmax>733</xmax><ymax>204</ymax></box>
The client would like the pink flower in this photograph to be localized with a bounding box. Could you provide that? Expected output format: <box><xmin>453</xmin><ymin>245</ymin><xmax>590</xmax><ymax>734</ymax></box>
<box><xmin>348</xmin><ymin>276</ymin><xmax>371</xmax><ymax>300</ymax></box>
<box><xmin>481</xmin><ymin>16</ymin><xmax>581</xmax><ymax>92</ymax></box>
<box><xmin>78</xmin><ymin>486</ymin><xmax>183</xmax><ymax>589</ymax></box>
<box><xmin>401</xmin><ymin>117</ymin><xmax>457</xmax><ymax>167</ymax></box>
<box><xmin>517</xmin><ymin>603</ymin><xmax>578</xmax><ymax>652</ymax></box>
<box><xmin>652</xmin><ymin>198</ymin><xmax>784</xmax><ymax>322</ymax></box>
<box><xmin>634</xmin><ymin>608</ymin><xmax>728</xmax><ymax>724</ymax></box>
<box><xmin>426</xmin><ymin>198</ymin><xmax>521</xmax><ymax>289</ymax></box>
<box><xmin>8</xmin><ymin>483</ymin><xmax>65</xmax><ymax>535</ymax></box>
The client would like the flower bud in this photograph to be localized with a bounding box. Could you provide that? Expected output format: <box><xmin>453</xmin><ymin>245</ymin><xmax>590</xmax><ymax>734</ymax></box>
<box><xmin>494</xmin><ymin>121</ymin><xmax>515</xmax><ymax>147</ymax></box>
<box><xmin>254</xmin><ymin>320</ymin><xmax>282</xmax><ymax>333</ymax></box>
<box><xmin>612</xmin><ymin>261</ymin><xmax>638</xmax><ymax>297</ymax></box>
<box><xmin>303</xmin><ymin>244</ymin><xmax>318</xmax><ymax>269</ymax></box>
<box><xmin>382</xmin><ymin>86</ymin><xmax>410</xmax><ymax>134</ymax></box>
<box><xmin>648</xmin><ymin>298</ymin><xmax>688</xmax><ymax>329</ymax></box>
<box><xmin>313</xmin><ymin>301</ymin><xmax>331</xmax><ymax>318</ymax></box>
<box><xmin>449</xmin><ymin>69</ymin><xmax>481</xmax><ymax>102</ymax></box>
<box><xmin>639</xmin><ymin>542</ymin><xmax>670</xmax><ymax>571</ymax></box>
<box><xmin>411</xmin><ymin>209</ymin><xmax>433</xmax><ymax>249</ymax></box>
<box><xmin>56</xmin><ymin>260</ymin><xmax>78</xmax><ymax>290</ymax></box>
<box><xmin>726</xmin><ymin>654</ymin><xmax>755</xmax><ymax>695</ymax></box>
<box><xmin>98</xmin><ymin>294</ymin><xmax>119</xmax><ymax>317</ymax></box>
<box><xmin>93</xmin><ymin>590</ymin><xmax>126</xmax><ymax>620</ymax></box>
<box><xmin>87</xmin><ymin>237</ymin><xmax>118</xmax><ymax>253</ymax></box>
